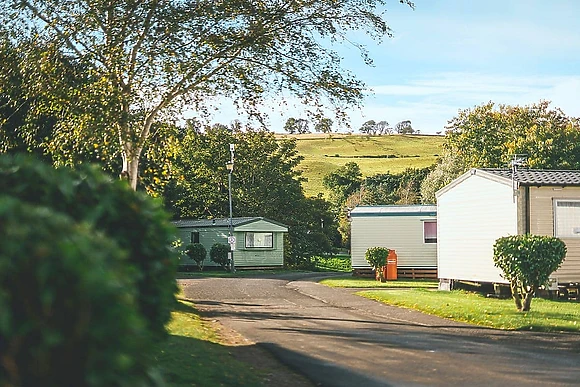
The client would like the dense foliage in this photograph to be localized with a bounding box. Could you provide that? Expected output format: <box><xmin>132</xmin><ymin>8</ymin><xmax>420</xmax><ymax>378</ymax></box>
<box><xmin>493</xmin><ymin>234</ymin><xmax>566</xmax><ymax>312</ymax></box>
<box><xmin>1</xmin><ymin>0</ymin><xmax>414</xmax><ymax>189</ymax></box>
<box><xmin>0</xmin><ymin>154</ymin><xmax>178</xmax><ymax>338</ymax></box>
<box><xmin>421</xmin><ymin>101</ymin><xmax>580</xmax><ymax>200</ymax></box>
<box><xmin>0</xmin><ymin>197</ymin><xmax>155</xmax><ymax>386</ymax></box>
<box><xmin>185</xmin><ymin>243</ymin><xmax>208</xmax><ymax>271</ymax></box>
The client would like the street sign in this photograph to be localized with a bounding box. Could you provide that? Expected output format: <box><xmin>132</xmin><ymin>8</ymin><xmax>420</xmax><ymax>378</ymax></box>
<box><xmin>228</xmin><ymin>236</ymin><xmax>236</xmax><ymax>244</ymax></box>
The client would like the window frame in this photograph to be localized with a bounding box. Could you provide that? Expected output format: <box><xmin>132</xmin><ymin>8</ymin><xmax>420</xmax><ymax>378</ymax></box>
<box><xmin>554</xmin><ymin>199</ymin><xmax>580</xmax><ymax>238</ymax></box>
<box><xmin>190</xmin><ymin>231</ymin><xmax>200</xmax><ymax>244</ymax></box>
<box><xmin>245</xmin><ymin>232</ymin><xmax>274</xmax><ymax>249</ymax></box>
<box><xmin>422</xmin><ymin>220</ymin><xmax>437</xmax><ymax>244</ymax></box>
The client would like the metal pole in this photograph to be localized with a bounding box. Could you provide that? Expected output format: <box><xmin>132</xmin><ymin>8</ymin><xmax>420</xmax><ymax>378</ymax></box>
<box><xmin>228</xmin><ymin>170</ymin><xmax>235</xmax><ymax>272</ymax></box>
<box><xmin>227</xmin><ymin>143</ymin><xmax>235</xmax><ymax>273</ymax></box>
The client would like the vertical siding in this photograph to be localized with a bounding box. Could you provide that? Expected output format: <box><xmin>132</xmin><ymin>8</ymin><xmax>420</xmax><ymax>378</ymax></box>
<box><xmin>529</xmin><ymin>187</ymin><xmax>580</xmax><ymax>282</ymax></box>
<box><xmin>351</xmin><ymin>216</ymin><xmax>437</xmax><ymax>268</ymax></box>
<box><xmin>437</xmin><ymin>175</ymin><xmax>517</xmax><ymax>283</ymax></box>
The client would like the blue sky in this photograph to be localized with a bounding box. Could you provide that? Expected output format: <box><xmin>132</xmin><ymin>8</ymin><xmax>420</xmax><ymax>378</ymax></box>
<box><xmin>191</xmin><ymin>0</ymin><xmax>580</xmax><ymax>134</ymax></box>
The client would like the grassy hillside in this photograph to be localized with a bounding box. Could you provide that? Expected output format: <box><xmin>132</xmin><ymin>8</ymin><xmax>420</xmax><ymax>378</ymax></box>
<box><xmin>283</xmin><ymin>133</ymin><xmax>445</xmax><ymax>197</ymax></box>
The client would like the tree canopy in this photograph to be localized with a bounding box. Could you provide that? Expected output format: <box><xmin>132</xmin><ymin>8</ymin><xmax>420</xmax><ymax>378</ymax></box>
<box><xmin>420</xmin><ymin>101</ymin><xmax>580</xmax><ymax>201</ymax></box>
<box><xmin>1</xmin><ymin>0</ymin><xmax>414</xmax><ymax>189</ymax></box>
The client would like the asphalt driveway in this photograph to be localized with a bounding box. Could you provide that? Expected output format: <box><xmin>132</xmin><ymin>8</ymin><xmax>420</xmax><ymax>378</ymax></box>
<box><xmin>179</xmin><ymin>272</ymin><xmax>580</xmax><ymax>387</ymax></box>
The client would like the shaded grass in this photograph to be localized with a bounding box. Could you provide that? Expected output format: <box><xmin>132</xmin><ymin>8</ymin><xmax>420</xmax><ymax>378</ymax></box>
<box><xmin>319</xmin><ymin>276</ymin><xmax>438</xmax><ymax>288</ymax></box>
<box><xmin>156</xmin><ymin>301</ymin><xmax>265</xmax><ymax>386</ymax></box>
<box><xmin>358</xmin><ymin>289</ymin><xmax>580</xmax><ymax>332</ymax></box>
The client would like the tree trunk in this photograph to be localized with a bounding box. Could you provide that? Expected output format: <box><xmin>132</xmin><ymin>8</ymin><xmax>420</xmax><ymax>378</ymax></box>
<box><xmin>521</xmin><ymin>285</ymin><xmax>537</xmax><ymax>312</ymax></box>
<box><xmin>121</xmin><ymin>147</ymin><xmax>141</xmax><ymax>191</ymax></box>
<box><xmin>510</xmin><ymin>281</ymin><xmax>523</xmax><ymax>311</ymax></box>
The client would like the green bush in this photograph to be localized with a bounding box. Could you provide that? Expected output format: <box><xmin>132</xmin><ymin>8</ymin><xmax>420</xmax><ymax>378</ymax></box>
<box><xmin>365</xmin><ymin>247</ymin><xmax>389</xmax><ymax>281</ymax></box>
<box><xmin>0</xmin><ymin>197</ymin><xmax>154</xmax><ymax>386</ymax></box>
<box><xmin>0</xmin><ymin>154</ymin><xmax>178</xmax><ymax>338</ymax></box>
<box><xmin>185</xmin><ymin>243</ymin><xmax>207</xmax><ymax>271</ymax></box>
<box><xmin>210</xmin><ymin>243</ymin><xmax>230</xmax><ymax>270</ymax></box>
<box><xmin>493</xmin><ymin>234</ymin><xmax>566</xmax><ymax>311</ymax></box>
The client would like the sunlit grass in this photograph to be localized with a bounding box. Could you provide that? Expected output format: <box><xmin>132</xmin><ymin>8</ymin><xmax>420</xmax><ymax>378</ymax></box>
<box><xmin>290</xmin><ymin>134</ymin><xmax>444</xmax><ymax>197</ymax></box>
<box><xmin>319</xmin><ymin>276</ymin><xmax>438</xmax><ymax>288</ymax></box>
<box><xmin>358</xmin><ymin>289</ymin><xmax>580</xmax><ymax>332</ymax></box>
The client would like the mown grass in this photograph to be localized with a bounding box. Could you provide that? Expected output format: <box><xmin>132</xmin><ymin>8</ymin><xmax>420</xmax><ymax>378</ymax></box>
<box><xmin>288</xmin><ymin>134</ymin><xmax>444</xmax><ymax>197</ymax></box>
<box><xmin>319</xmin><ymin>276</ymin><xmax>438</xmax><ymax>288</ymax></box>
<box><xmin>358</xmin><ymin>288</ymin><xmax>580</xmax><ymax>332</ymax></box>
<box><xmin>156</xmin><ymin>301</ymin><xmax>266</xmax><ymax>386</ymax></box>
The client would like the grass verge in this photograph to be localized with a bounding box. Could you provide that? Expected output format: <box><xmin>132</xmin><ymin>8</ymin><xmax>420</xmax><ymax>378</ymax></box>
<box><xmin>156</xmin><ymin>301</ymin><xmax>266</xmax><ymax>386</ymax></box>
<box><xmin>359</xmin><ymin>288</ymin><xmax>580</xmax><ymax>332</ymax></box>
<box><xmin>319</xmin><ymin>275</ymin><xmax>438</xmax><ymax>288</ymax></box>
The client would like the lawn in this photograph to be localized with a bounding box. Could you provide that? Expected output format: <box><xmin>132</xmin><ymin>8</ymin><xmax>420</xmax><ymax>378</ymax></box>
<box><xmin>156</xmin><ymin>300</ymin><xmax>266</xmax><ymax>386</ymax></box>
<box><xmin>358</xmin><ymin>288</ymin><xmax>580</xmax><ymax>333</ymax></box>
<box><xmin>319</xmin><ymin>275</ymin><xmax>438</xmax><ymax>288</ymax></box>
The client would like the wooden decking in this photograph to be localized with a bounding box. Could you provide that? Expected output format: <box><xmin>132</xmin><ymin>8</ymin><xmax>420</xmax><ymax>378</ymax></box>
<box><xmin>352</xmin><ymin>267</ymin><xmax>438</xmax><ymax>279</ymax></box>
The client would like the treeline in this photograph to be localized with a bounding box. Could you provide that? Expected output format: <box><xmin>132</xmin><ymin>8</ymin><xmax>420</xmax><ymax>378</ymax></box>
<box><xmin>283</xmin><ymin>117</ymin><xmax>417</xmax><ymax>135</ymax></box>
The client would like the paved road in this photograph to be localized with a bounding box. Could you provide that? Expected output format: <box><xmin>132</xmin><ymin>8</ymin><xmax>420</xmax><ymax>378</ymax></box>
<box><xmin>179</xmin><ymin>272</ymin><xmax>580</xmax><ymax>387</ymax></box>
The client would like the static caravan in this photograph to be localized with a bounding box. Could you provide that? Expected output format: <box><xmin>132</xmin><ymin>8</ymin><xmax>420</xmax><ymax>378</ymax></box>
<box><xmin>173</xmin><ymin>217</ymin><xmax>288</xmax><ymax>268</ymax></box>
<box><xmin>436</xmin><ymin>168</ymin><xmax>580</xmax><ymax>288</ymax></box>
<box><xmin>350</xmin><ymin>205</ymin><xmax>438</xmax><ymax>278</ymax></box>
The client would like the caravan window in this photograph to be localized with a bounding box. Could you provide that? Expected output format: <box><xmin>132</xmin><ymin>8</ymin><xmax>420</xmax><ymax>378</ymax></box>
<box><xmin>245</xmin><ymin>232</ymin><xmax>273</xmax><ymax>248</ymax></box>
<box><xmin>423</xmin><ymin>221</ymin><xmax>437</xmax><ymax>243</ymax></box>
<box><xmin>554</xmin><ymin>200</ymin><xmax>580</xmax><ymax>238</ymax></box>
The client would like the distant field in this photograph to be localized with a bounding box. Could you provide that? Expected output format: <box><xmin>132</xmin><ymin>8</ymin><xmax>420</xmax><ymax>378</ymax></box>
<box><xmin>282</xmin><ymin>133</ymin><xmax>445</xmax><ymax>197</ymax></box>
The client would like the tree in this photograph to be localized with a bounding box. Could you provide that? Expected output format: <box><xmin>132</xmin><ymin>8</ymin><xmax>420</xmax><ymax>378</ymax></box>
<box><xmin>421</xmin><ymin>101</ymin><xmax>580</xmax><ymax>202</ymax></box>
<box><xmin>359</xmin><ymin>120</ymin><xmax>377</xmax><ymax>135</ymax></box>
<box><xmin>420</xmin><ymin>153</ymin><xmax>467</xmax><ymax>204</ymax></box>
<box><xmin>314</xmin><ymin>117</ymin><xmax>334</xmax><ymax>135</ymax></box>
<box><xmin>444</xmin><ymin>101</ymin><xmax>580</xmax><ymax>169</ymax></box>
<box><xmin>2</xmin><ymin>0</ymin><xmax>414</xmax><ymax>190</ymax></box>
<box><xmin>395</xmin><ymin>120</ymin><xmax>414</xmax><ymax>134</ymax></box>
<box><xmin>284</xmin><ymin>118</ymin><xmax>311</xmax><ymax>134</ymax></box>
<box><xmin>493</xmin><ymin>235</ymin><xmax>566</xmax><ymax>312</ymax></box>
<box><xmin>323</xmin><ymin>162</ymin><xmax>363</xmax><ymax>206</ymax></box>
<box><xmin>376</xmin><ymin>120</ymin><xmax>392</xmax><ymax>135</ymax></box>
<box><xmin>358</xmin><ymin>120</ymin><xmax>391</xmax><ymax>135</ymax></box>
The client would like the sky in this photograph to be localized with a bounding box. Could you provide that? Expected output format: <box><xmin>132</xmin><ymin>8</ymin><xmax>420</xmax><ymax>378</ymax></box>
<box><xmin>187</xmin><ymin>0</ymin><xmax>580</xmax><ymax>134</ymax></box>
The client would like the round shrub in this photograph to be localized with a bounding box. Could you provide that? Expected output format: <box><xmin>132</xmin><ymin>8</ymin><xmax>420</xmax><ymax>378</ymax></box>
<box><xmin>365</xmin><ymin>247</ymin><xmax>390</xmax><ymax>281</ymax></box>
<box><xmin>0</xmin><ymin>197</ymin><xmax>153</xmax><ymax>386</ymax></box>
<box><xmin>0</xmin><ymin>154</ymin><xmax>178</xmax><ymax>338</ymax></box>
<box><xmin>493</xmin><ymin>234</ymin><xmax>566</xmax><ymax>311</ymax></box>
<box><xmin>185</xmin><ymin>243</ymin><xmax>207</xmax><ymax>271</ymax></box>
<box><xmin>210</xmin><ymin>243</ymin><xmax>230</xmax><ymax>270</ymax></box>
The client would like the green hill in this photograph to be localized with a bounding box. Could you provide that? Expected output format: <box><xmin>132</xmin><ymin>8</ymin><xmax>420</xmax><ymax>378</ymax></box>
<box><xmin>283</xmin><ymin>133</ymin><xmax>445</xmax><ymax>197</ymax></box>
